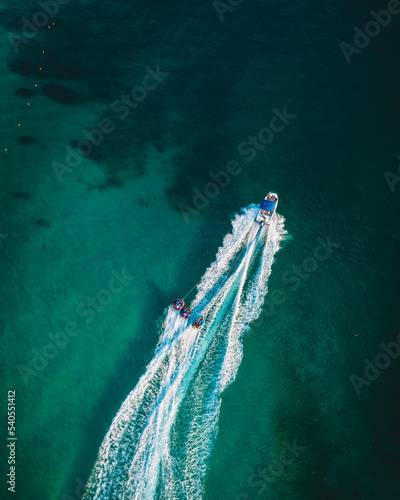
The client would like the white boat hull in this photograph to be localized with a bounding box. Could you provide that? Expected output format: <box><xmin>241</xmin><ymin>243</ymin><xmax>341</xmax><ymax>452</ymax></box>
<box><xmin>255</xmin><ymin>192</ymin><xmax>278</xmax><ymax>226</ymax></box>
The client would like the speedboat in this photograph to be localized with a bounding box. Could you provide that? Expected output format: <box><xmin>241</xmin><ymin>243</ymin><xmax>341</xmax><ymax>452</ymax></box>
<box><xmin>255</xmin><ymin>192</ymin><xmax>278</xmax><ymax>226</ymax></box>
<box><xmin>180</xmin><ymin>307</ymin><xmax>192</xmax><ymax>319</ymax></box>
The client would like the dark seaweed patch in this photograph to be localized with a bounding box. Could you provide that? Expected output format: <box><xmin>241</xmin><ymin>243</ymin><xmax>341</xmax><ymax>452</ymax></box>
<box><xmin>14</xmin><ymin>88</ymin><xmax>36</xmax><ymax>98</ymax></box>
<box><xmin>30</xmin><ymin>217</ymin><xmax>50</xmax><ymax>228</ymax></box>
<box><xmin>9</xmin><ymin>60</ymin><xmax>40</xmax><ymax>77</ymax></box>
<box><xmin>41</xmin><ymin>84</ymin><xmax>82</xmax><ymax>104</ymax></box>
<box><xmin>11</xmin><ymin>191</ymin><xmax>30</xmax><ymax>200</ymax></box>
<box><xmin>139</xmin><ymin>198</ymin><xmax>149</xmax><ymax>207</ymax></box>
<box><xmin>18</xmin><ymin>136</ymin><xmax>35</xmax><ymax>145</ymax></box>
<box><xmin>9</xmin><ymin>60</ymin><xmax>84</xmax><ymax>80</ymax></box>
<box><xmin>85</xmin><ymin>173</ymin><xmax>123</xmax><ymax>192</ymax></box>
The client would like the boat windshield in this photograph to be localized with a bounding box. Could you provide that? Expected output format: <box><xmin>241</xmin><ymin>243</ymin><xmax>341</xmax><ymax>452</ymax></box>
<box><xmin>259</xmin><ymin>199</ymin><xmax>276</xmax><ymax>211</ymax></box>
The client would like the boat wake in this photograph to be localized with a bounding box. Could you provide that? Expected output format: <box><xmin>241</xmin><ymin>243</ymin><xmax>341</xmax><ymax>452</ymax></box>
<box><xmin>84</xmin><ymin>205</ymin><xmax>287</xmax><ymax>500</ymax></box>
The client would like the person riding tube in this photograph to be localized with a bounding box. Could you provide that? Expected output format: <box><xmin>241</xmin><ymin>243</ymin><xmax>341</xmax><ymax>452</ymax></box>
<box><xmin>180</xmin><ymin>307</ymin><xmax>192</xmax><ymax>319</ymax></box>
<box><xmin>172</xmin><ymin>299</ymin><xmax>184</xmax><ymax>311</ymax></box>
<box><xmin>192</xmin><ymin>316</ymin><xmax>204</xmax><ymax>329</ymax></box>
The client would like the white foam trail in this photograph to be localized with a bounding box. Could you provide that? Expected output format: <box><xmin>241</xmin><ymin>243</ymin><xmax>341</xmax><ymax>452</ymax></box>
<box><xmin>84</xmin><ymin>206</ymin><xmax>287</xmax><ymax>500</ymax></box>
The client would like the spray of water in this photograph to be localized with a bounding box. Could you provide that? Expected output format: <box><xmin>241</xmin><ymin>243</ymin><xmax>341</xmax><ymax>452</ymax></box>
<box><xmin>84</xmin><ymin>205</ymin><xmax>287</xmax><ymax>500</ymax></box>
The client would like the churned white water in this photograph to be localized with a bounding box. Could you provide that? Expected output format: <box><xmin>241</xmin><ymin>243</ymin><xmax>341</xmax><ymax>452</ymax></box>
<box><xmin>84</xmin><ymin>205</ymin><xmax>287</xmax><ymax>500</ymax></box>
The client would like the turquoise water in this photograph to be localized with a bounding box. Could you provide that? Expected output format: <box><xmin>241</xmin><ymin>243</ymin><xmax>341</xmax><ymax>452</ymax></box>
<box><xmin>1</xmin><ymin>1</ymin><xmax>400</xmax><ymax>499</ymax></box>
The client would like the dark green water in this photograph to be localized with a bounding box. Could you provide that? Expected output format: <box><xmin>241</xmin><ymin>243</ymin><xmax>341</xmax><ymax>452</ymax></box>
<box><xmin>1</xmin><ymin>0</ymin><xmax>400</xmax><ymax>498</ymax></box>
